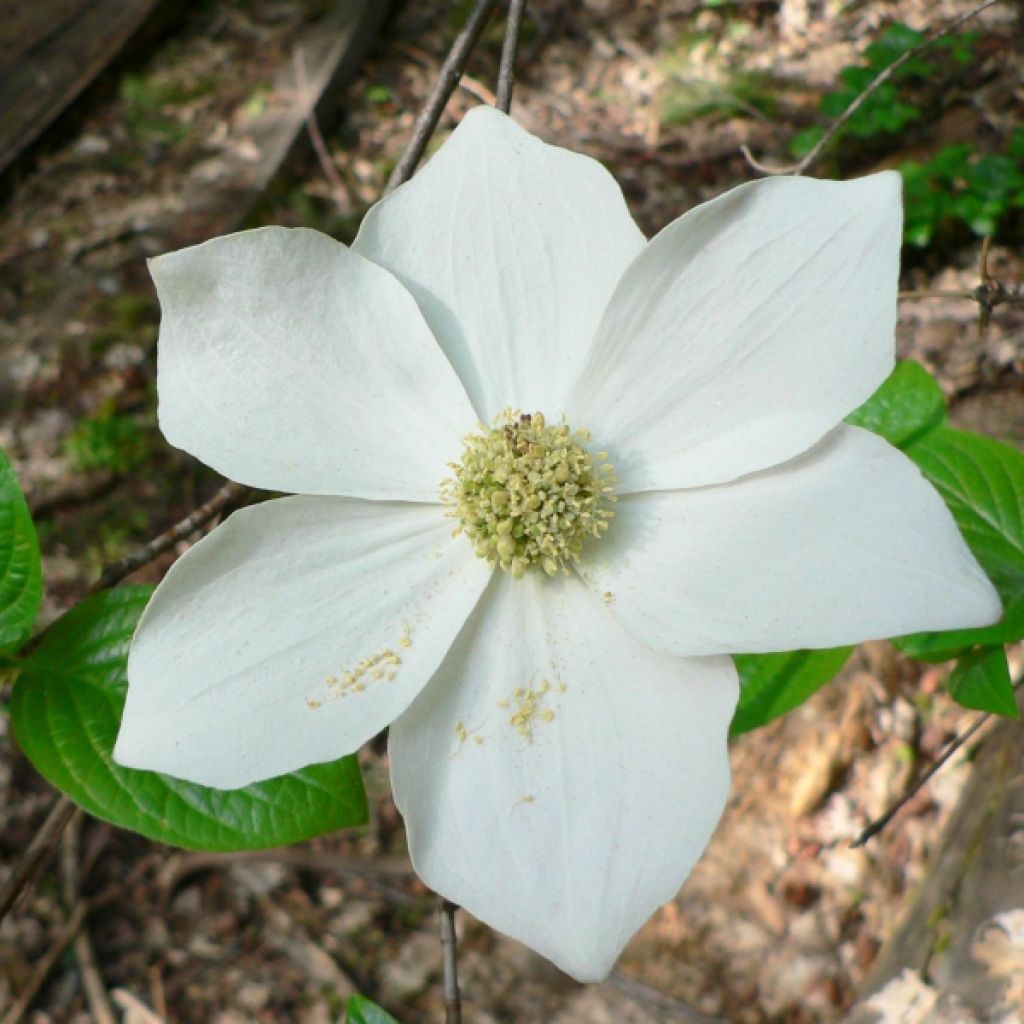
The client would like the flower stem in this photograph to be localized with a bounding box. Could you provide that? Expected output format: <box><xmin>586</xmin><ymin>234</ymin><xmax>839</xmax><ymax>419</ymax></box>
<box><xmin>440</xmin><ymin>898</ymin><xmax>462</xmax><ymax>1024</ymax></box>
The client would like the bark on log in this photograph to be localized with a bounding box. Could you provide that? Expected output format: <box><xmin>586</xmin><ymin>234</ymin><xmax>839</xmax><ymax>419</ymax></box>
<box><xmin>844</xmin><ymin>689</ymin><xmax>1024</xmax><ymax>1022</ymax></box>
<box><xmin>0</xmin><ymin>0</ymin><xmax>164</xmax><ymax>178</ymax></box>
<box><xmin>162</xmin><ymin>0</ymin><xmax>392</xmax><ymax>246</ymax></box>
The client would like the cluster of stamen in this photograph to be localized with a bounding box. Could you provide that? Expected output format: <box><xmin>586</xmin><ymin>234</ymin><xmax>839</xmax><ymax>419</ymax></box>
<box><xmin>441</xmin><ymin>410</ymin><xmax>616</xmax><ymax>578</ymax></box>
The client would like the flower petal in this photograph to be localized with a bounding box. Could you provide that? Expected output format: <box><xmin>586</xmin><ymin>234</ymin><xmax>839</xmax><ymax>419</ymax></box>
<box><xmin>353</xmin><ymin>107</ymin><xmax>646</xmax><ymax>421</ymax></box>
<box><xmin>389</xmin><ymin>572</ymin><xmax>737</xmax><ymax>981</ymax></box>
<box><xmin>114</xmin><ymin>497</ymin><xmax>490</xmax><ymax>788</ymax></box>
<box><xmin>581</xmin><ymin>425</ymin><xmax>1002</xmax><ymax>656</ymax></box>
<box><xmin>153</xmin><ymin>226</ymin><xmax>477</xmax><ymax>501</ymax></box>
<box><xmin>567</xmin><ymin>173</ymin><xmax>902</xmax><ymax>492</ymax></box>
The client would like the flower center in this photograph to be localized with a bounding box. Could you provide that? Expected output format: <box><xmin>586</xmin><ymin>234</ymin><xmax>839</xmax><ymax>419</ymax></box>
<box><xmin>441</xmin><ymin>410</ymin><xmax>617</xmax><ymax>579</ymax></box>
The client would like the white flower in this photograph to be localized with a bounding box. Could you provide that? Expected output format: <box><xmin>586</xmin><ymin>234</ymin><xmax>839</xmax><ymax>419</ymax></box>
<box><xmin>114</xmin><ymin>107</ymin><xmax>1000</xmax><ymax>981</ymax></box>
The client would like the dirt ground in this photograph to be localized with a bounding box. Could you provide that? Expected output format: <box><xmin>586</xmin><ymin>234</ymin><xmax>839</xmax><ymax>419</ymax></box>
<box><xmin>1</xmin><ymin>0</ymin><xmax>1023</xmax><ymax>1021</ymax></box>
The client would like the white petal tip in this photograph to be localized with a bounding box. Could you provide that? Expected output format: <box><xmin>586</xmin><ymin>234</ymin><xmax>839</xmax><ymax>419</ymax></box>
<box><xmin>552</xmin><ymin>954</ymin><xmax>616</xmax><ymax>985</ymax></box>
<box><xmin>969</xmin><ymin>579</ymin><xmax>1004</xmax><ymax>628</ymax></box>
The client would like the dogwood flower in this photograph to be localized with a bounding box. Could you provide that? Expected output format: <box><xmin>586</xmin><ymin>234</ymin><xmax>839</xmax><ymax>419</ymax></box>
<box><xmin>114</xmin><ymin>107</ymin><xmax>1000</xmax><ymax>981</ymax></box>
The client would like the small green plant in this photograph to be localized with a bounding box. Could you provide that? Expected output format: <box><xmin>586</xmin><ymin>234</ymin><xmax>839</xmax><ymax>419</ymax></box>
<box><xmin>64</xmin><ymin>405</ymin><xmax>151</xmax><ymax>475</ymax></box>
<box><xmin>790</xmin><ymin>23</ymin><xmax>977</xmax><ymax>157</ymax></box>
<box><xmin>792</xmin><ymin>22</ymin><xmax>1022</xmax><ymax>246</ymax></box>
<box><xmin>660</xmin><ymin>69</ymin><xmax>777</xmax><ymax>125</ymax></box>
<box><xmin>657</xmin><ymin>22</ymin><xmax>778</xmax><ymax>126</ymax></box>
<box><xmin>241</xmin><ymin>86</ymin><xmax>270</xmax><ymax>121</ymax></box>
<box><xmin>120</xmin><ymin>71</ymin><xmax>211</xmax><ymax>145</ymax></box>
<box><xmin>901</xmin><ymin>131</ymin><xmax>1024</xmax><ymax>247</ymax></box>
<box><xmin>365</xmin><ymin>84</ymin><xmax>394</xmax><ymax>105</ymax></box>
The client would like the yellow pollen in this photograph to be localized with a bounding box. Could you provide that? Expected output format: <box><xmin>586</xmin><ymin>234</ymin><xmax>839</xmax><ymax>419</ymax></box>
<box><xmin>502</xmin><ymin>679</ymin><xmax>560</xmax><ymax>741</ymax></box>
<box><xmin>325</xmin><ymin>633</ymin><xmax>409</xmax><ymax>700</ymax></box>
<box><xmin>440</xmin><ymin>409</ymin><xmax>616</xmax><ymax>577</ymax></box>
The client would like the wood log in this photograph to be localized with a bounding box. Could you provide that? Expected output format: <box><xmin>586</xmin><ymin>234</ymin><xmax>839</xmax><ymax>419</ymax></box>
<box><xmin>0</xmin><ymin>0</ymin><xmax>164</xmax><ymax>177</ymax></box>
<box><xmin>844</xmin><ymin>688</ymin><xmax>1024</xmax><ymax>1022</ymax></box>
<box><xmin>162</xmin><ymin>0</ymin><xmax>392</xmax><ymax>246</ymax></box>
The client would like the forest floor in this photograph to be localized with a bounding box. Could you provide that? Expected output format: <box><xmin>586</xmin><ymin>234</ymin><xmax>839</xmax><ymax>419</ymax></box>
<box><xmin>1</xmin><ymin>0</ymin><xmax>1023</xmax><ymax>1022</ymax></box>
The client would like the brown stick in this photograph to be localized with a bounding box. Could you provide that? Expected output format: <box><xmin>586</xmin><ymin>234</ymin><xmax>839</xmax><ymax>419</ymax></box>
<box><xmin>87</xmin><ymin>481</ymin><xmax>248</xmax><ymax>595</ymax></box>
<box><xmin>742</xmin><ymin>0</ymin><xmax>1004</xmax><ymax>176</ymax></box>
<box><xmin>385</xmin><ymin>0</ymin><xmax>499</xmax><ymax>193</ymax></box>
<box><xmin>0</xmin><ymin>795</ymin><xmax>77</xmax><ymax>922</ymax></box>
<box><xmin>898</xmin><ymin>290</ymin><xmax>976</xmax><ymax>301</ymax></box>
<box><xmin>296</xmin><ymin>47</ymin><xmax>350</xmax><ymax>212</ymax></box>
<box><xmin>1</xmin><ymin>855</ymin><xmax>158</xmax><ymax>1024</ymax></box>
<box><xmin>61</xmin><ymin>815</ymin><xmax>117</xmax><ymax>1024</ymax></box>
<box><xmin>440</xmin><ymin>898</ymin><xmax>462</xmax><ymax>1024</ymax></box>
<box><xmin>853</xmin><ymin>711</ymin><xmax>993</xmax><ymax>847</ymax></box>
<box><xmin>1</xmin><ymin>901</ymin><xmax>91</xmax><ymax>1024</ymax></box>
<box><xmin>495</xmin><ymin>0</ymin><xmax>527</xmax><ymax>113</ymax></box>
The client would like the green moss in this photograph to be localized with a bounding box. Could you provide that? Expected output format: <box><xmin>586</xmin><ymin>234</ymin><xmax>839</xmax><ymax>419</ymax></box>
<box><xmin>63</xmin><ymin>405</ymin><xmax>153</xmax><ymax>476</ymax></box>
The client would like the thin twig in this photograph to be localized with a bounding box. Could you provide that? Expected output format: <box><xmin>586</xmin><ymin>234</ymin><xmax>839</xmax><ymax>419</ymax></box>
<box><xmin>898</xmin><ymin>289</ymin><xmax>976</xmax><ymax>301</ymax></box>
<box><xmin>980</xmin><ymin>235</ymin><xmax>993</xmax><ymax>283</ymax></box>
<box><xmin>162</xmin><ymin>849</ymin><xmax>417</xmax><ymax>907</ymax></box>
<box><xmin>87</xmin><ymin>481</ymin><xmax>248</xmax><ymax>595</ymax></box>
<box><xmin>2</xmin><ymin>902</ymin><xmax>90</xmax><ymax>1024</ymax></box>
<box><xmin>610</xmin><ymin>970</ymin><xmax>730</xmax><ymax>1024</ymax></box>
<box><xmin>743</xmin><ymin>0</ymin><xmax>1004</xmax><ymax>176</ymax></box>
<box><xmin>296</xmin><ymin>48</ymin><xmax>350</xmax><ymax>213</ymax></box>
<box><xmin>495</xmin><ymin>0</ymin><xmax>527</xmax><ymax>113</ymax></box>
<box><xmin>385</xmin><ymin>0</ymin><xmax>499</xmax><ymax>193</ymax></box>
<box><xmin>852</xmin><ymin>711</ymin><xmax>992</xmax><ymax>847</ymax></box>
<box><xmin>1</xmin><ymin>855</ymin><xmax>159</xmax><ymax>1024</ymax></box>
<box><xmin>0</xmin><ymin>795</ymin><xmax>77</xmax><ymax>922</ymax></box>
<box><xmin>62</xmin><ymin>815</ymin><xmax>117</xmax><ymax>1024</ymax></box>
<box><xmin>898</xmin><ymin>246</ymin><xmax>1024</xmax><ymax>333</ymax></box>
<box><xmin>440</xmin><ymin>898</ymin><xmax>462</xmax><ymax>1024</ymax></box>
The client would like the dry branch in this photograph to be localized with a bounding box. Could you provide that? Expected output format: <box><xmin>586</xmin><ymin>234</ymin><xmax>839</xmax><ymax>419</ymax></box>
<box><xmin>386</xmin><ymin>0</ymin><xmax>499</xmax><ymax>192</ymax></box>
<box><xmin>742</xmin><ymin>0</ymin><xmax>1005</xmax><ymax>176</ymax></box>
<box><xmin>1</xmin><ymin>856</ymin><xmax>159</xmax><ymax>1024</ymax></box>
<box><xmin>87</xmin><ymin>481</ymin><xmax>248</xmax><ymax>595</ymax></box>
<box><xmin>496</xmin><ymin>0</ymin><xmax>527</xmax><ymax>113</ymax></box>
<box><xmin>0</xmin><ymin>795</ymin><xmax>76</xmax><ymax>922</ymax></box>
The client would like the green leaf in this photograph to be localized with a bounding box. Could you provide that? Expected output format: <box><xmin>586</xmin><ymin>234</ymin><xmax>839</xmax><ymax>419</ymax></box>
<box><xmin>12</xmin><ymin>587</ymin><xmax>368</xmax><ymax>850</ymax></box>
<box><xmin>948</xmin><ymin>647</ymin><xmax>1018</xmax><ymax>718</ymax></box>
<box><xmin>731</xmin><ymin>648</ymin><xmax>853</xmax><ymax>735</ymax></box>
<box><xmin>894</xmin><ymin>593</ymin><xmax>1024</xmax><ymax>661</ymax></box>
<box><xmin>865</xmin><ymin>23</ymin><xmax>924</xmax><ymax>69</ymax></box>
<box><xmin>907</xmin><ymin>428</ymin><xmax>1024</xmax><ymax>593</ymax></box>
<box><xmin>846</xmin><ymin>360</ymin><xmax>948</xmax><ymax>447</ymax></box>
<box><xmin>893</xmin><ymin>427</ymin><xmax>1024</xmax><ymax>658</ymax></box>
<box><xmin>346</xmin><ymin>995</ymin><xmax>400</xmax><ymax>1024</ymax></box>
<box><xmin>0</xmin><ymin>448</ymin><xmax>42</xmax><ymax>654</ymax></box>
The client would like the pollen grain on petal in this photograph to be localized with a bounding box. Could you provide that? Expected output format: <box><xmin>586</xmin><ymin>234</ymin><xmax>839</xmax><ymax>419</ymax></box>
<box><xmin>501</xmin><ymin>678</ymin><xmax>562</xmax><ymax>742</ymax></box>
<box><xmin>451</xmin><ymin>717</ymin><xmax>487</xmax><ymax>756</ymax></box>
<box><xmin>310</xmin><ymin>628</ymin><xmax>415</xmax><ymax>706</ymax></box>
